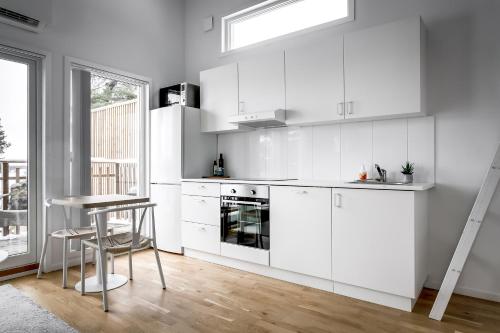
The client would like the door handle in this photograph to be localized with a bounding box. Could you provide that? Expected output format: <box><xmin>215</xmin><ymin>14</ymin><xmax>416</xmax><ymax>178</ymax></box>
<box><xmin>346</xmin><ymin>101</ymin><xmax>354</xmax><ymax>115</ymax></box>
<box><xmin>334</xmin><ymin>193</ymin><xmax>342</xmax><ymax>208</ymax></box>
<box><xmin>337</xmin><ymin>102</ymin><xmax>344</xmax><ymax>116</ymax></box>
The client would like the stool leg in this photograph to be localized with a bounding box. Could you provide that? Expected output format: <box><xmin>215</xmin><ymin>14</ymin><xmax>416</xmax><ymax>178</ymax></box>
<box><xmin>128</xmin><ymin>249</ymin><xmax>133</xmax><ymax>280</ymax></box>
<box><xmin>110</xmin><ymin>253</ymin><xmax>115</xmax><ymax>274</ymax></box>
<box><xmin>80</xmin><ymin>242</ymin><xmax>86</xmax><ymax>295</ymax></box>
<box><xmin>37</xmin><ymin>234</ymin><xmax>49</xmax><ymax>278</ymax></box>
<box><xmin>99</xmin><ymin>251</ymin><xmax>109</xmax><ymax>312</ymax></box>
<box><xmin>62</xmin><ymin>237</ymin><xmax>69</xmax><ymax>288</ymax></box>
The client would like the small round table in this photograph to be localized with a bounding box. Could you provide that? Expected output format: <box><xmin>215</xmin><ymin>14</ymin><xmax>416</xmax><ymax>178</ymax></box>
<box><xmin>0</xmin><ymin>250</ymin><xmax>8</xmax><ymax>263</ymax></box>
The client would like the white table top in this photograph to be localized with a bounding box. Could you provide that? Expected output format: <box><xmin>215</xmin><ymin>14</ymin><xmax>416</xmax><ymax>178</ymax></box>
<box><xmin>49</xmin><ymin>195</ymin><xmax>150</xmax><ymax>209</ymax></box>
<box><xmin>0</xmin><ymin>250</ymin><xmax>8</xmax><ymax>263</ymax></box>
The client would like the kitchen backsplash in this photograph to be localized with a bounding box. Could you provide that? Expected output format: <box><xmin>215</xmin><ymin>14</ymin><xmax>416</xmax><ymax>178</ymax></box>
<box><xmin>218</xmin><ymin>116</ymin><xmax>435</xmax><ymax>183</ymax></box>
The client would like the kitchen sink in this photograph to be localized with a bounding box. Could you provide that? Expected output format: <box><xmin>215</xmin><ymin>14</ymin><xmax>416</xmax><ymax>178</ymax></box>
<box><xmin>347</xmin><ymin>180</ymin><xmax>409</xmax><ymax>185</ymax></box>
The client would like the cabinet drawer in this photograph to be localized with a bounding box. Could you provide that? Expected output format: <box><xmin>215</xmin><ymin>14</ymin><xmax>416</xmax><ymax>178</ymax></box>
<box><xmin>181</xmin><ymin>195</ymin><xmax>220</xmax><ymax>226</ymax></box>
<box><xmin>181</xmin><ymin>221</ymin><xmax>220</xmax><ymax>255</ymax></box>
<box><xmin>182</xmin><ymin>182</ymin><xmax>220</xmax><ymax>197</ymax></box>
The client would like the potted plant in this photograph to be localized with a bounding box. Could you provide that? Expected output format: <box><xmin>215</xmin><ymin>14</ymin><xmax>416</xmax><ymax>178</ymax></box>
<box><xmin>401</xmin><ymin>161</ymin><xmax>415</xmax><ymax>183</ymax></box>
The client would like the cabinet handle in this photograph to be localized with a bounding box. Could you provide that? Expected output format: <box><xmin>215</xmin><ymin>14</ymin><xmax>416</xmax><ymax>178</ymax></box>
<box><xmin>198</xmin><ymin>185</ymin><xmax>206</xmax><ymax>189</ymax></box>
<box><xmin>346</xmin><ymin>101</ymin><xmax>354</xmax><ymax>115</ymax></box>
<box><xmin>198</xmin><ymin>199</ymin><xmax>206</xmax><ymax>204</ymax></box>
<box><xmin>334</xmin><ymin>193</ymin><xmax>342</xmax><ymax>208</ymax></box>
<box><xmin>337</xmin><ymin>102</ymin><xmax>344</xmax><ymax>116</ymax></box>
<box><xmin>296</xmin><ymin>190</ymin><xmax>308</xmax><ymax>195</ymax></box>
<box><xmin>199</xmin><ymin>226</ymin><xmax>206</xmax><ymax>232</ymax></box>
<box><xmin>239</xmin><ymin>101</ymin><xmax>245</xmax><ymax>113</ymax></box>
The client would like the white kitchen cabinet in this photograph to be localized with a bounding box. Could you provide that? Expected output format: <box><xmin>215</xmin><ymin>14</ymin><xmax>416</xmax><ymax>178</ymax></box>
<box><xmin>182</xmin><ymin>182</ymin><xmax>220</xmax><ymax>197</ymax></box>
<box><xmin>285</xmin><ymin>37</ymin><xmax>344</xmax><ymax>125</ymax></box>
<box><xmin>200</xmin><ymin>63</ymin><xmax>240</xmax><ymax>133</ymax></box>
<box><xmin>344</xmin><ymin>17</ymin><xmax>425</xmax><ymax>120</ymax></box>
<box><xmin>181</xmin><ymin>195</ymin><xmax>220</xmax><ymax>226</ymax></box>
<box><xmin>151</xmin><ymin>184</ymin><xmax>182</xmax><ymax>253</ymax></box>
<box><xmin>270</xmin><ymin>186</ymin><xmax>332</xmax><ymax>280</ymax></box>
<box><xmin>332</xmin><ymin>188</ymin><xmax>428</xmax><ymax>310</ymax></box>
<box><xmin>181</xmin><ymin>221</ymin><xmax>220</xmax><ymax>255</ymax></box>
<box><xmin>238</xmin><ymin>52</ymin><xmax>285</xmax><ymax>114</ymax></box>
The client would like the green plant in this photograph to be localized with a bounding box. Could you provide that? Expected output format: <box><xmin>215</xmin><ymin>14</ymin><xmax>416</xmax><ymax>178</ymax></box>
<box><xmin>0</xmin><ymin>117</ymin><xmax>11</xmax><ymax>156</ymax></box>
<box><xmin>401</xmin><ymin>161</ymin><xmax>415</xmax><ymax>175</ymax></box>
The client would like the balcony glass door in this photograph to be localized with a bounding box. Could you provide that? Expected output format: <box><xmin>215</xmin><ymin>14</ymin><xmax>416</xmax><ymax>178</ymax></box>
<box><xmin>0</xmin><ymin>50</ymin><xmax>39</xmax><ymax>269</ymax></box>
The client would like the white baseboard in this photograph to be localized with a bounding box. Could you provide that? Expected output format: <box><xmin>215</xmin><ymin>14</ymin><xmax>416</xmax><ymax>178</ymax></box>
<box><xmin>334</xmin><ymin>282</ymin><xmax>417</xmax><ymax>312</ymax></box>
<box><xmin>184</xmin><ymin>248</ymin><xmax>334</xmax><ymax>292</ymax></box>
<box><xmin>425</xmin><ymin>279</ymin><xmax>500</xmax><ymax>303</ymax></box>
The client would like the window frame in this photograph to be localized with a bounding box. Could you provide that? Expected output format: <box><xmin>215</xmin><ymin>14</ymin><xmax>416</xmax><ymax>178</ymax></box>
<box><xmin>221</xmin><ymin>0</ymin><xmax>355</xmax><ymax>54</ymax></box>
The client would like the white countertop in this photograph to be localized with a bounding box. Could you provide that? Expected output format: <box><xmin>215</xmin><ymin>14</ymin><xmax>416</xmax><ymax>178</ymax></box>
<box><xmin>182</xmin><ymin>178</ymin><xmax>434</xmax><ymax>191</ymax></box>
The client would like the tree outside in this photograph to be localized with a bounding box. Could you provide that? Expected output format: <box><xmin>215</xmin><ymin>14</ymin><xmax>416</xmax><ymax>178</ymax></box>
<box><xmin>91</xmin><ymin>75</ymin><xmax>138</xmax><ymax>109</ymax></box>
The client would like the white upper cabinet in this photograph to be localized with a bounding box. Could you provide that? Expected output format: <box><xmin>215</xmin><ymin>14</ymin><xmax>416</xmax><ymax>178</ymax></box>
<box><xmin>200</xmin><ymin>63</ymin><xmax>239</xmax><ymax>133</ymax></box>
<box><xmin>344</xmin><ymin>17</ymin><xmax>425</xmax><ymax>120</ymax></box>
<box><xmin>238</xmin><ymin>52</ymin><xmax>285</xmax><ymax>114</ymax></box>
<box><xmin>270</xmin><ymin>186</ymin><xmax>332</xmax><ymax>280</ymax></box>
<box><xmin>285</xmin><ymin>36</ymin><xmax>345</xmax><ymax>125</ymax></box>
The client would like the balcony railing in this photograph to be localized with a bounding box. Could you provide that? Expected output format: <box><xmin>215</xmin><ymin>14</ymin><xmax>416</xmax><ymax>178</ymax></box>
<box><xmin>0</xmin><ymin>160</ymin><xmax>28</xmax><ymax>236</ymax></box>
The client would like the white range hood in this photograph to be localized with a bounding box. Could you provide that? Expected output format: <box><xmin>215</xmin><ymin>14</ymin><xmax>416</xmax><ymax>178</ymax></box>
<box><xmin>228</xmin><ymin>109</ymin><xmax>286</xmax><ymax>128</ymax></box>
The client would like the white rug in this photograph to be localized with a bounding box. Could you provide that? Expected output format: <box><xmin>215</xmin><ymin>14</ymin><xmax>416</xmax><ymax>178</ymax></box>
<box><xmin>0</xmin><ymin>284</ymin><xmax>78</xmax><ymax>333</ymax></box>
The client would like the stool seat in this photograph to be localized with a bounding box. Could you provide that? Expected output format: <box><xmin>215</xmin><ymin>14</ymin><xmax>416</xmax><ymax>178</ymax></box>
<box><xmin>82</xmin><ymin>232</ymin><xmax>151</xmax><ymax>254</ymax></box>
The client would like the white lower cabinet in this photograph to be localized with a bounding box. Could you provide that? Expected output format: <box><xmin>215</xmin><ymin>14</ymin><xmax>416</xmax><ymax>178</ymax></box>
<box><xmin>270</xmin><ymin>186</ymin><xmax>332</xmax><ymax>280</ymax></box>
<box><xmin>181</xmin><ymin>195</ymin><xmax>220</xmax><ymax>226</ymax></box>
<box><xmin>181</xmin><ymin>221</ymin><xmax>220</xmax><ymax>255</ymax></box>
<box><xmin>332</xmin><ymin>188</ymin><xmax>427</xmax><ymax>308</ymax></box>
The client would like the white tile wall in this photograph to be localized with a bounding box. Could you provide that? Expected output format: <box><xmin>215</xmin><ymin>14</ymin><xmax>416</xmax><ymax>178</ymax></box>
<box><xmin>372</xmin><ymin>119</ymin><xmax>408</xmax><ymax>182</ymax></box>
<box><xmin>340</xmin><ymin>121</ymin><xmax>373</xmax><ymax>181</ymax></box>
<box><xmin>217</xmin><ymin>116</ymin><xmax>435</xmax><ymax>182</ymax></box>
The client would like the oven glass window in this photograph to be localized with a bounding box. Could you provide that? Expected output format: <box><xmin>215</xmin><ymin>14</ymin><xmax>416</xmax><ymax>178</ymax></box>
<box><xmin>221</xmin><ymin>198</ymin><xmax>269</xmax><ymax>250</ymax></box>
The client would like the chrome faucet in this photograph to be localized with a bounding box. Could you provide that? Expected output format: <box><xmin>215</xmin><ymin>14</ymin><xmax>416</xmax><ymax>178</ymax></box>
<box><xmin>374</xmin><ymin>164</ymin><xmax>387</xmax><ymax>182</ymax></box>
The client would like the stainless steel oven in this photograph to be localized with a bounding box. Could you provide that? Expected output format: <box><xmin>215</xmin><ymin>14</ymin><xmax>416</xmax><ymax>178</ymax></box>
<box><xmin>220</xmin><ymin>184</ymin><xmax>270</xmax><ymax>250</ymax></box>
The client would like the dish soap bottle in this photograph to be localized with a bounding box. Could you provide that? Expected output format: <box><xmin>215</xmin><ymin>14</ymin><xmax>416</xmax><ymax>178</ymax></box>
<box><xmin>358</xmin><ymin>164</ymin><xmax>367</xmax><ymax>181</ymax></box>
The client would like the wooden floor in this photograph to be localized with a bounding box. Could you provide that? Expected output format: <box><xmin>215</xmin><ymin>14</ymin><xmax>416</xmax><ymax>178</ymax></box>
<box><xmin>2</xmin><ymin>249</ymin><xmax>500</xmax><ymax>333</ymax></box>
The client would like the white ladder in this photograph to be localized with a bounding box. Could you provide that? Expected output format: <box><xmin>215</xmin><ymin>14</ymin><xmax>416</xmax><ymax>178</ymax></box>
<box><xmin>429</xmin><ymin>143</ymin><xmax>500</xmax><ymax>321</ymax></box>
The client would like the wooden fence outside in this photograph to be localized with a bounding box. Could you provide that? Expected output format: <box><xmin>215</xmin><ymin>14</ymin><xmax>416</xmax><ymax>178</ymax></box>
<box><xmin>91</xmin><ymin>99</ymin><xmax>139</xmax><ymax>220</ymax></box>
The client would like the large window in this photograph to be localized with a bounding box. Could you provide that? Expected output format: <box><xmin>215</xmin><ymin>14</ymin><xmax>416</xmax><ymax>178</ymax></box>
<box><xmin>222</xmin><ymin>0</ymin><xmax>354</xmax><ymax>52</ymax></box>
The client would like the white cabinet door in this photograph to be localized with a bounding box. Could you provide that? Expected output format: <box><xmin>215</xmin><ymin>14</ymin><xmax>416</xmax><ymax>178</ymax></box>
<box><xmin>151</xmin><ymin>184</ymin><xmax>182</xmax><ymax>253</ymax></box>
<box><xmin>332</xmin><ymin>188</ymin><xmax>415</xmax><ymax>297</ymax></box>
<box><xmin>238</xmin><ymin>52</ymin><xmax>285</xmax><ymax>114</ymax></box>
<box><xmin>270</xmin><ymin>186</ymin><xmax>332</xmax><ymax>279</ymax></box>
<box><xmin>181</xmin><ymin>195</ymin><xmax>220</xmax><ymax>226</ymax></box>
<box><xmin>285</xmin><ymin>37</ymin><xmax>344</xmax><ymax>125</ymax></box>
<box><xmin>200</xmin><ymin>63</ymin><xmax>239</xmax><ymax>132</ymax></box>
<box><xmin>344</xmin><ymin>17</ymin><xmax>423</xmax><ymax>119</ymax></box>
<box><xmin>181</xmin><ymin>221</ymin><xmax>220</xmax><ymax>255</ymax></box>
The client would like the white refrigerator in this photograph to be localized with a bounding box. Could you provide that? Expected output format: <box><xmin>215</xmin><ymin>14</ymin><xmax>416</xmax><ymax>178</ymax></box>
<box><xmin>150</xmin><ymin>105</ymin><xmax>216</xmax><ymax>253</ymax></box>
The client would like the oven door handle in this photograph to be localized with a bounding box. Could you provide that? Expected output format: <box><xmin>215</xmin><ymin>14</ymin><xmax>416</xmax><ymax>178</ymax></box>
<box><xmin>221</xmin><ymin>200</ymin><xmax>268</xmax><ymax>206</ymax></box>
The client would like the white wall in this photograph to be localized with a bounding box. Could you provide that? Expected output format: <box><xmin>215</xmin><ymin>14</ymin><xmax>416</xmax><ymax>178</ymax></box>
<box><xmin>185</xmin><ymin>0</ymin><xmax>500</xmax><ymax>301</ymax></box>
<box><xmin>0</xmin><ymin>0</ymin><xmax>186</xmax><ymax>269</ymax></box>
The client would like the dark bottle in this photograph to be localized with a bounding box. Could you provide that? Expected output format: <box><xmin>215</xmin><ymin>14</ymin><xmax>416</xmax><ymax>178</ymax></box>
<box><xmin>212</xmin><ymin>160</ymin><xmax>217</xmax><ymax>176</ymax></box>
<box><xmin>218</xmin><ymin>154</ymin><xmax>224</xmax><ymax>176</ymax></box>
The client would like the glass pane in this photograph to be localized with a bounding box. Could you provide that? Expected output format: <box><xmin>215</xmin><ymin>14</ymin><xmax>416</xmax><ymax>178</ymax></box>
<box><xmin>90</xmin><ymin>75</ymin><xmax>140</xmax><ymax>225</ymax></box>
<box><xmin>0</xmin><ymin>58</ymin><xmax>29</xmax><ymax>257</ymax></box>
<box><xmin>230</xmin><ymin>0</ymin><xmax>349</xmax><ymax>50</ymax></box>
